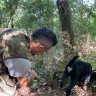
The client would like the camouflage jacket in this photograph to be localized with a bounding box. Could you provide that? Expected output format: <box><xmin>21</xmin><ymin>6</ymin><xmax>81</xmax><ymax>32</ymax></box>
<box><xmin>0</xmin><ymin>29</ymin><xmax>31</xmax><ymax>69</ymax></box>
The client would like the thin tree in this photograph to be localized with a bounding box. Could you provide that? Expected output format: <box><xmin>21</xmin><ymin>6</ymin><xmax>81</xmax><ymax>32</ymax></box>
<box><xmin>57</xmin><ymin>0</ymin><xmax>75</xmax><ymax>62</ymax></box>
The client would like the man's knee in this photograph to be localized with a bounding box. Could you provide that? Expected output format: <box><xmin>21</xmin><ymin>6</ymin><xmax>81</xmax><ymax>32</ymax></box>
<box><xmin>0</xmin><ymin>74</ymin><xmax>16</xmax><ymax>96</ymax></box>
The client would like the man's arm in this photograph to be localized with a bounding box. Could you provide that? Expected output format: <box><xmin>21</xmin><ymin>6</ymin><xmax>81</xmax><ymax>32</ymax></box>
<box><xmin>17</xmin><ymin>76</ymin><xmax>29</xmax><ymax>87</ymax></box>
<box><xmin>17</xmin><ymin>70</ymin><xmax>37</xmax><ymax>88</ymax></box>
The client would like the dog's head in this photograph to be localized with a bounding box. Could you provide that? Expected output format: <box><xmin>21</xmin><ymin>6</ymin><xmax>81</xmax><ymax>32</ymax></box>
<box><xmin>59</xmin><ymin>55</ymin><xmax>79</xmax><ymax>88</ymax></box>
<box><xmin>65</xmin><ymin>55</ymin><xmax>79</xmax><ymax>74</ymax></box>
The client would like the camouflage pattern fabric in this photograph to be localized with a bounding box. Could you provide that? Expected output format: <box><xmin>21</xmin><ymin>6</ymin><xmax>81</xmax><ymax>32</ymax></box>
<box><xmin>16</xmin><ymin>87</ymin><xmax>36</xmax><ymax>96</ymax></box>
<box><xmin>0</xmin><ymin>29</ymin><xmax>31</xmax><ymax>96</ymax></box>
<box><xmin>0</xmin><ymin>74</ymin><xmax>16</xmax><ymax>96</ymax></box>
<box><xmin>0</xmin><ymin>29</ymin><xmax>31</xmax><ymax>61</ymax></box>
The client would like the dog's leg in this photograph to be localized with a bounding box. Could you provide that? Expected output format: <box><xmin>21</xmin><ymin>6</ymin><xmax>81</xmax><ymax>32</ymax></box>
<box><xmin>65</xmin><ymin>78</ymin><xmax>78</xmax><ymax>96</ymax></box>
<box><xmin>83</xmin><ymin>80</ymin><xmax>89</xmax><ymax>96</ymax></box>
<box><xmin>83</xmin><ymin>80</ymin><xmax>88</xmax><ymax>90</ymax></box>
<box><xmin>59</xmin><ymin>73</ymin><xmax>68</xmax><ymax>88</ymax></box>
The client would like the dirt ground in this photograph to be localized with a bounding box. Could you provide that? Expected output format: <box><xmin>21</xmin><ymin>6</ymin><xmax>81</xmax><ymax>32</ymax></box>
<box><xmin>30</xmin><ymin>81</ymin><xmax>96</xmax><ymax>96</ymax></box>
<box><xmin>29</xmin><ymin>79</ymin><xmax>96</xmax><ymax>96</ymax></box>
<box><xmin>30</xmin><ymin>81</ymin><xmax>66</xmax><ymax>96</ymax></box>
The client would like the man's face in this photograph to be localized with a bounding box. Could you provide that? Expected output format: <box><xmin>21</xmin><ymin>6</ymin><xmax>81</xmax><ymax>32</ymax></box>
<box><xmin>29</xmin><ymin>42</ymin><xmax>52</xmax><ymax>55</ymax></box>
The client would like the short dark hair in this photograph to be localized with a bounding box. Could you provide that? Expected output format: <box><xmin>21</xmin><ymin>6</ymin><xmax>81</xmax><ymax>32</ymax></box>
<box><xmin>31</xmin><ymin>27</ymin><xmax>58</xmax><ymax>47</ymax></box>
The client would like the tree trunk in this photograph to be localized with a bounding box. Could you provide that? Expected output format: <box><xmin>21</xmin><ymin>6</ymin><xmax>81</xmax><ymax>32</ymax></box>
<box><xmin>57</xmin><ymin>0</ymin><xmax>76</xmax><ymax>62</ymax></box>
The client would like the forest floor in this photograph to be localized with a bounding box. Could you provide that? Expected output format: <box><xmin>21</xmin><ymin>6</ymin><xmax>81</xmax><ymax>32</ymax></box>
<box><xmin>30</xmin><ymin>80</ymin><xmax>96</xmax><ymax>96</ymax></box>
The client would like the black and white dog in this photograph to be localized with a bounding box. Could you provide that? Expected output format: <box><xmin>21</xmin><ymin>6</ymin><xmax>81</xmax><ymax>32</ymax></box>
<box><xmin>59</xmin><ymin>55</ymin><xmax>92</xmax><ymax>96</ymax></box>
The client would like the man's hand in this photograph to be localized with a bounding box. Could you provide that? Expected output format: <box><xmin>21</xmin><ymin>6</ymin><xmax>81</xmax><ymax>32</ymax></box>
<box><xmin>29</xmin><ymin>70</ymin><xmax>37</xmax><ymax>80</ymax></box>
<box><xmin>17</xmin><ymin>70</ymin><xmax>37</xmax><ymax>87</ymax></box>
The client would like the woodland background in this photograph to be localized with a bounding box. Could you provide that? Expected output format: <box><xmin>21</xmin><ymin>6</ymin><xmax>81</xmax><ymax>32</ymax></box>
<box><xmin>0</xmin><ymin>0</ymin><xmax>96</xmax><ymax>95</ymax></box>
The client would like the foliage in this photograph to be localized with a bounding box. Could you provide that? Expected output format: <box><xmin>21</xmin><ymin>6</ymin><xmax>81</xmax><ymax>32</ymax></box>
<box><xmin>70</xmin><ymin>0</ymin><xmax>96</xmax><ymax>37</ymax></box>
<box><xmin>0</xmin><ymin>0</ymin><xmax>96</xmax><ymax>85</ymax></box>
<box><xmin>74</xmin><ymin>34</ymin><xmax>96</xmax><ymax>69</ymax></box>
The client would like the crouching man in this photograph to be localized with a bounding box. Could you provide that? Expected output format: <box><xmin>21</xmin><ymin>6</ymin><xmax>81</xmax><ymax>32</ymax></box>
<box><xmin>0</xmin><ymin>28</ymin><xmax>57</xmax><ymax>96</ymax></box>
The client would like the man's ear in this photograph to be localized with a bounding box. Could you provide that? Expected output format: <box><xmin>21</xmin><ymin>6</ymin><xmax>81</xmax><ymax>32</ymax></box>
<box><xmin>38</xmin><ymin>43</ymin><xmax>45</xmax><ymax>49</ymax></box>
<box><xmin>39</xmin><ymin>44</ymin><xmax>44</xmax><ymax>48</ymax></box>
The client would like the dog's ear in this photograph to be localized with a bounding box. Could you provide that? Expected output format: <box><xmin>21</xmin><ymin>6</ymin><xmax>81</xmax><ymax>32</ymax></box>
<box><xmin>68</xmin><ymin>55</ymin><xmax>79</xmax><ymax>67</ymax></box>
<box><xmin>72</xmin><ymin>55</ymin><xmax>79</xmax><ymax>60</ymax></box>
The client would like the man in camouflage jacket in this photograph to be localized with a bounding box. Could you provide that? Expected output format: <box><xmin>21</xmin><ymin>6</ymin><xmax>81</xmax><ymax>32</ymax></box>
<box><xmin>0</xmin><ymin>28</ymin><xmax>57</xmax><ymax>96</ymax></box>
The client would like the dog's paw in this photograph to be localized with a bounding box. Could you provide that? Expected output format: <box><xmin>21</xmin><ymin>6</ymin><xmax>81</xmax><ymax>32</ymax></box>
<box><xmin>59</xmin><ymin>81</ymin><xmax>64</xmax><ymax>88</ymax></box>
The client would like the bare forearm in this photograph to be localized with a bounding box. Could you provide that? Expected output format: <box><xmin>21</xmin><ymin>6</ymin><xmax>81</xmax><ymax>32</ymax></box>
<box><xmin>17</xmin><ymin>70</ymin><xmax>37</xmax><ymax>88</ymax></box>
<box><xmin>17</xmin><ymin>76</ymin><xmax>29</xmax><ymax>88</ymax></box>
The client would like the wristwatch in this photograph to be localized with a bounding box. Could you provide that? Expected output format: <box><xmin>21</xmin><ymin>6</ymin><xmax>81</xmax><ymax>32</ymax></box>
<box><xmin>28</xmin><ymin>74</ymin><xmax>32</xmax><ymax>80</ymax></box>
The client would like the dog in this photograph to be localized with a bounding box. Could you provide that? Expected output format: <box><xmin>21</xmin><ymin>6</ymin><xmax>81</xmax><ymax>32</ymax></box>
<box><xmin>59</xmin><ymin>55</ymin><xmax>92</xmax><ymax>96</ymax></box>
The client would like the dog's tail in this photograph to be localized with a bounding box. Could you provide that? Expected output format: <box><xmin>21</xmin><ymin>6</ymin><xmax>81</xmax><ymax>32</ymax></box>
<box><xmin>69</xmin><ymin>55</ymin><xmax>79</xmax><ymax>67</ymax></box>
